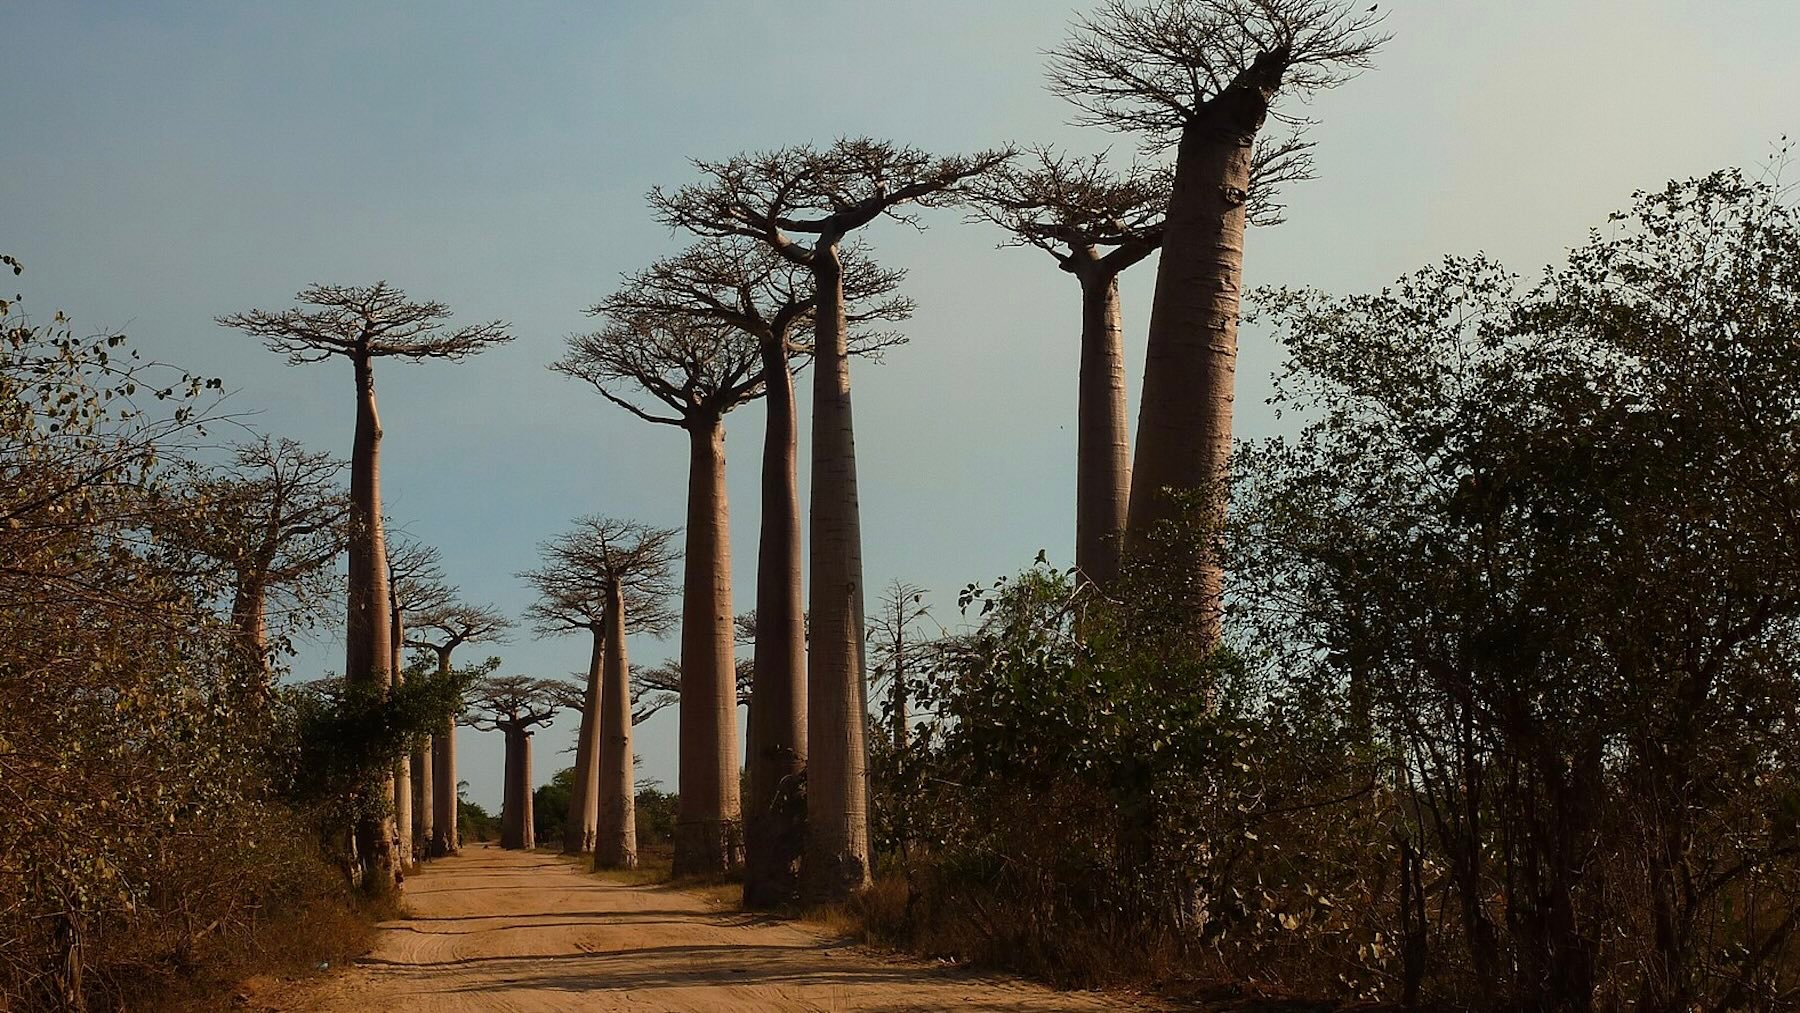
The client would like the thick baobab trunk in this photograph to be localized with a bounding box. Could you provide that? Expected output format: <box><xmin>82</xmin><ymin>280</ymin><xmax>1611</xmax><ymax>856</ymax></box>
<box><xmin>520</xmin><ymin>730</ymin><xmax>536</xmax><ymax>850</ymax></box>
<box><xmin>347</xmin><ymin>352</ymin><xmax>397</xmax><ymax>884</ymax></box>
<box><xmin>432</xmin><ymin>718</ymin><xmax>459</xmax><ymax>855</ymax></box>
<box><xmin>1124</xmin><ymin>63</ymin><xmax>1281</xmax><ymax>646</ymax></box>
<box><xmin>673</xmin><ymin>416</ymin><xmax>743</xmax><ymax>875</ymax></box>
<box><xmin>500</xmin><ymin>728</ymin><xmax>522</xmax><ymax>849</ymax></box>
<box><xmin>228</xmin><ymin>579</ymin><xmax>269</xmax><ymax>672</ymax></box>
<box><xmin>1075</xmin><ymin>266</ymin><xmax>1131</xmax><ymax>589</ymax></box>
<box><xmin>414</xmin><ymin>734</ymin><xmax>434</xmax><ymax>860</ymax></box>
<box><xmin>744</xmin><ymin>337</ymin><xmax>808</xmax><ymax>908</ymax></box>
<box><xmin>803</xmin><ymin>245</ymin><xmax>872</xmax><ymax>902</ymax></box>
<box><xmin>596</xmin><ymin>580</ymin><xmax>638</xmax><ymax>869</ymax></box>
<box><xmin>563</xmin><ymin>628</ymin><xmax>606</xmax><ymax>854</ymax></box>
<box><xmin>431</xmin><ymin>650</ymin><xmax>460</xmax><ymax>857</ymax></box>
<box><xmin>391</xmin><ymin>608</ymin><xmax>412</xmax><ymax>867</ymax></box>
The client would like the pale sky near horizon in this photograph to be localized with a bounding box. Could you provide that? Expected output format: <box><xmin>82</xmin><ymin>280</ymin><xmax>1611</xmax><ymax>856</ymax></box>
<box><xmin>5</xmin><ymin>1</ymin><xmax>1796</xmax><ymax>811</ymax></box>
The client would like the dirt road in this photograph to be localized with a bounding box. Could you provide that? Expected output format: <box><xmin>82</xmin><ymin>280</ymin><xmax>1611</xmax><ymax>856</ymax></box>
<box><xmin>261</xmin><ymin>843</ymin><xmax>1149</xmax><ymax>1012</ymax></box>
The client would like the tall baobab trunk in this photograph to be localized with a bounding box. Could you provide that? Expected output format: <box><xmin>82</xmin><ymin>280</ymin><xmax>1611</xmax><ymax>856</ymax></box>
<box><xmin>673</xmin><ymin>415</ymin><xmax>743</xmax><ymax>875</ymax></box>
<box><xmin>229</xmin><ymin>578</ymin><xmax>269</xmax><ymax>672</ymax></box>
<box><xmin>1075</xmin><ymin>266</ymin><xmax>1131</xmax><ymax>589</ymax></box>
<box><xmin>1124</xmin><ymin>59</ymin><xmax>1282</xmax><ymax>647</ymax></box>
<box><xmin>803</xmin><ymin>245</ymin><xmax>873</xmax><ymax>901</ymax></box>
<box><xmin>391</xmin><ymin>607</ymin><xmax>412</xmax><ymax>868</ymax></box>
<box><xmin>563</xmin><ymin>627</ymin><xmax>606</xmax><ymax>854</ymax></box>
<box><xmin>431</xmin><ymin>649</ymin><xmax>459</xmax><ymax>857</ymax></box>
<box><xmin>596</xmin><ymin>579</ymin><xmax>638</xmax><ymax>869</ymax></box>
<box><xmin>744</xmin><ymin>336</ymin><xmax>808</xmax><ymax>908</ymax></box>
<box><xmin>413</xmin><ymin>736</ymin><xmax>433</xmax><ymax>859</ymax></box>
<box><xmin>501</xmin><ymin>729</ymin><xmax>523</xmax><ymax>849</ymax></box>
<box><xmin>347</xmin><ymin>352</ymin><xmax>397</xmax><ymax>883</ymax></box>
<box><xmin>520</xmin><ymin>731</ymin><xmax>536</xmax><ymax>850</ymax></box>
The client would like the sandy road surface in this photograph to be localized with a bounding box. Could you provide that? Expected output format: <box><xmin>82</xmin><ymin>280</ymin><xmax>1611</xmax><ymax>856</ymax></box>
<box><xmin>260</xmin><ymin>843</ymin><xmax>1150</xmax><ymax>1012</ymax></box>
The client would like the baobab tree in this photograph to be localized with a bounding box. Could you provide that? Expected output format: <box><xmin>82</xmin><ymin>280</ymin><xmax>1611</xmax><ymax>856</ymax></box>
<box><xmin>408</xmin><ymin>602</ymin><xmax>513</xmax><ymax>856</ymax></box>
<box><xmin>596</xmin><ymin>238</ymin><xmax>907</xmax><ymax>904</ymax></box>
<box><xmin>553</xmin><ymin>313</ymin><xmax>763</xmax><ymax>875</ymax></box>
<box><xmin>386</xmin><ymin>534</ymin><xmax>455</xmax><ymax>864</ymax></box>
<box><xmin>651</xmin><ymin>138</ymin><xmax>1012</xmax><ymax>900</ymax></box>
<box><xmin>1047</xmin><ymin>0</ymin><xmax>1384</xmax><ymax>641</ymax></box>
<box><xmin>467</xmin><ymin>676</ymin><xmax>562</xmax><ymax>850</ymax></box>
<box><xmin>521</xmin><ymin>517</ymin><xmax>677</xmax><ymax>862</ymax></box>
<box><xmin>220</xmin><ymin>283</ymin><xmax>511</xmax><ymax>882</ymax></box>
<box><xmin>170</xmin><ymin>436</ymin><xmax>347</xmax><ymax>676</ymax></box>
<box><xmin>970</xmin><ymin>150</ymin><xmax>1167</xmax><ymax>588</ymax></box>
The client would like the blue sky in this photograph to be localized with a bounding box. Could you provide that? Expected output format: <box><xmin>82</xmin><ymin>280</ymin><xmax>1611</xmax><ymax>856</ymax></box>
<box><xmin>5</xmin><ymin>1</ymin><xmax>1795</xmax><ymax>810</ymax></box>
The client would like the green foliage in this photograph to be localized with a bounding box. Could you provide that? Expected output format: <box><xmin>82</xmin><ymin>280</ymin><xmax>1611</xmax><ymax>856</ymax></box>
<box><xmin>533</xmin><ymin>766</ymin><xmax>577</xmax><ymax>844</ymax></box>
<box><xmin>273</xmin><ymin>657</ymin><xmax>495</xmax><ymax>851</ymax></box>
<box><xmin>459</xmin><ymin>798</ymin><xmax>501</xmax><ymax>844</ymax></box>
<box><xmin>634</xmin><ymin>785</ymin><xmax>678</xmax><ymax>846</ymax></box>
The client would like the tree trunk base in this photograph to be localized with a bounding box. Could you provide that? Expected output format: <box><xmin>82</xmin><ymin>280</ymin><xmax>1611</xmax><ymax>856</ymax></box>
<box><xmin>801</xmin><ymin>847</ymin><xmax>870</xmax><ymax>905</ymax></box>
<box><xmin>672</xmin><ymin>818</ymin><xmax>743</xmax><ymax>877</ymax></box>
<box><xmin>595</xmin><ymin>843</ymin><xmax>639</xmax><ymax>871</ymax></box>
<box><xmin>743</xmin><ymin>768</ymin><xmax>807</xmax><ymax>909</ymax></box>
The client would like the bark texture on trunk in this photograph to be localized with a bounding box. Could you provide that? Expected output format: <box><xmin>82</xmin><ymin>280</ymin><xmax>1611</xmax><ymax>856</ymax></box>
<box><xmin>1124</xmin><ymin>71</ymin><xmax>1279</xmax><ymax>647</ymax></box>
<box><xmin>595</xmin><ymin>581</ymin><xmax>638</xmax><ymax>869</ymax></box>
<box><xmin>744</xmin><ymin>339</ymin><xmax>808</xmax><ymax>909</ymax></box>
<box><xmin>563</xmin><ymin>628</ymin><xmax>606</xmax><ymax>854</ymax></box>
<box><xmin>802</xmin><ymin>246</ymin><xmax>872</xmax><ymax>902</ymax></box>
<box><xmin>347</xmin><ymin>352</ymin><xmax>397</xmax><ymax>884</ymax></box>
<box><xmin>229</xmin><ymin>580</ymin><xmax>269</xmax><ymax>673</ymax></box>
<box><xmin>1075</xmin><ymin>266</ymin><xmax>1131</xmax><ymax>589</ymax></box>
<box><xmin>413</xmin><ymin>735</ymin><xmax>434</xmax><ymax>859</ymax></box>
<box><xmin>520</xmin><ymin>731</ymin><xmax>535</xmax><ymax>851</ymax></box>
<box><xmin>673</xmin><ymin>416</ymin><xmax>744</xmax><ymax>875</ymax></box>
<box><xmin>430</xmin><ymin>650</ymin><xmax>460</xmax><ymax>857</ymax></box>
<box><xmin>391</xmin><ymin>609</ymin><xmax>413</xmax><ymax>867</ymax></box>
<box><xmin>500</xmin><ymin>729</ymin><xmax>523</xmax><ymax>849</ymax></box>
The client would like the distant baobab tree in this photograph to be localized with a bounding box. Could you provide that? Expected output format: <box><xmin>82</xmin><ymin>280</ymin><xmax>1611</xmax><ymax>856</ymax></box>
<box><xmin>596</xmin><ymin>237</ymin><xmax>908</xmax><ymax>906</ymax></box>
<box><xmin>971</xmin><ymin>149</ymin><xmax>1167</xmax><ymax>588</ymax></box>
<box><xmin>385</xmin><ymin>534</ymin><xmax>455</xmax><ymax>865</ymax></box>
<box><xmin>521</xmin><ymin>517</ymin><xmax>678</xmax><ymax>865</ymax></box>
<box><xmin>553</xmin><ymin>311</ymin><xmax>764</xmax><ymax>875</ymax></box>
<box><xmin>170</xmin><ymin>436</ymin><xmax>347</xmax><ymax>677</ymax></box>
<box><xmin>467</xmin><ymin>676</ymin><xmax>563</xmax><ymax>851</ymax></box>
<box><xmin>1048</xmin><ymin>0</ymin><xmax>1385</xmax><ymax>642</ymax></box>
<box><xmin>651</xmin><ymin>138</ymin><xmax>1012</xmax><ymax>901</ymax></box>
<box><xmin>220</xmin><ymin>283</ymin><xmax>512</xmax><ymax>883</ymax></box>
<box><xmin>408</xmin><ymin>602</ymin><xmax>513</xmax><ymax>856</ymax></box>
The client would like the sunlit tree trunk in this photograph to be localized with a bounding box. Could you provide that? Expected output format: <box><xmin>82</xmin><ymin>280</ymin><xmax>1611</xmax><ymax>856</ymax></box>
<box><xmin>391</xmin><ymin>607</ymin><xmax>412</xmax><ymax>868</ymax></box>
<box><xmin>673</xmin><ymin>415</ymin><xmax>743</xmax><ymax>875</ymax></box>
<box><xmin>1125</xmin><ymin>71</ymin><xmax>1279</xmax><ymax>646</ymax></box>
<box><xmin>745</xmin><ymin>337</ymin><xmax>808</xmax><ymax>908</ymax></box>
<box><xmin>564</xmin><ymin>628</ymin><xmax>606</xmax><ymax>853</ymax></box>
<box><xmin>1076</xmin><ymin>266</ymin><xmax>1131</xmax><ymax>588</ymax></box>
<box><xmin>803</xmin><ymin>245</ymin><xmax>872</xmax><ymax>902</ymax></box>
<box><xmin>520</xmin><ymin>730</ymin><xmax>536</xmax><ymax>851</ymax></box>
<box><xmin>228</xmin><ymin>578</ymin><xmax>269</xmax><ymax>673</ymax></box>
<box><xmin>596</xmin><ymin>581</ymin><xmax>639</xmax><ymax>869</ymax></box>
<box><xmin>431</xmin><ymin>649</ymin><xmax>459</xmax><ymax>857</ymax></box>
<box><xmin>347</xmin><ymin>352</ymin><xmax>397</xmax><ymax>884</ymax></box>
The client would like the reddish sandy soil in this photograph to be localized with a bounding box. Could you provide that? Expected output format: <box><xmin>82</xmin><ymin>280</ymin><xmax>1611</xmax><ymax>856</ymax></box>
<box><xmin>251</xmin><ymin>843</ymin><xmax>1157</xmax><ymax>1012</ymax></box>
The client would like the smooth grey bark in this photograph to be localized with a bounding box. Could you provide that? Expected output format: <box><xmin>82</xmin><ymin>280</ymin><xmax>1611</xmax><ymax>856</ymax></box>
<box><xmin>563</xmin><ymin>628</ymin><xmax>606</xmax><ymax>854</ymax></box>
<box><xmin>673</xmin><ymin>416</ymin><xmax>743</xmax><ymax>875</ymax></box>
<box><xmin>803</xmin><ymin>245</ymin><xmax>873</xmax><ymax>901</ymax></box>
<box><xmin>1075</xmin><ymin>265</ymin><xmax>1132</xmax><ymax>588</ymax></box>
<box><xmin>1124</xmin><ymin>57</ymin><xmax>1285</xmax><ymax>645</ymax></box>
<box><xmin>744</xmin><ymin>337</ymin><xmax>808</xmax><ymax>908</ymax></box>
<box><xmin>347</xmin><ymin>352</ymin><xmax>396</xmax><ymax>884</ymax></box>
<box><xmin>595</xmin><ymin>580</ymin><xmax>638</xmax><ymax>869</ymax></box>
